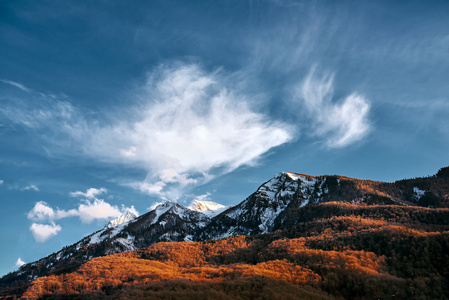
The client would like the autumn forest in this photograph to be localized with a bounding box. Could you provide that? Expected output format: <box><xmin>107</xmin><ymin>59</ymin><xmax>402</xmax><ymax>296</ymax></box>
<box><xmin>1</xmin><ymin>200</ymin><xmax>446</xmax><ymax>299</ymax></box>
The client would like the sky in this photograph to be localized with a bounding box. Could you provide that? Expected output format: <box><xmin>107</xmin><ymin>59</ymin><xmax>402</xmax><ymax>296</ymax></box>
<box><xmin>1</xmin><ymin>0</ymin><xmax>449</xmax><ymax>276</ymax></box>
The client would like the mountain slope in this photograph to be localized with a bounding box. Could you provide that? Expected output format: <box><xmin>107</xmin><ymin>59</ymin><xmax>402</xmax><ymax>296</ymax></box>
<box><xmin>18</xmin><ymin>206</ymin><xmax>449</xmax><ymax>300</ymax></box>
<box><xmin>196</xmin><ymin>172</ymin><xmax>330</xmax><ymax>240</ymax></box>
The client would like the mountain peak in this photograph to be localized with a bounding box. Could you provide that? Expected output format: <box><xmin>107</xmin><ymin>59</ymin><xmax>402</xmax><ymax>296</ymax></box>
<box><xmin>106</xmin><ymin>210</ymin><xmax>138</xmax><ymax>229</ymax></box>
<box><xmin>286</xmin><ymin>172</ymin><xmax>315</xmax><ymax>180</ymax></box>
<box><xmin>187</xmin><ymin>200</ymin><xmax>229</xmax><ymax>217</ymax></box>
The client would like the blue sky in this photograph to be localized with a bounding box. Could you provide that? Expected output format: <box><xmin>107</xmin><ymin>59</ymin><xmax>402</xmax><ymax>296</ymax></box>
<box><xmin>1</xmin><ymin>0</ymin><xmax>449</xmax><ymax>276</ymax></box>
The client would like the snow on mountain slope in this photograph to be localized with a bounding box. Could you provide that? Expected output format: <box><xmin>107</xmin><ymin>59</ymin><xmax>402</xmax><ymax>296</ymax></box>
<box><xmin>228</xmin><ymin>172</ymin><xmax>320</xmax><ymax>228</ymax></box>
<box><xmin>187</xmin><ymin>200</ymin><xmax>229</xmax><ymax>217</ymax></box>
<box><xmin>106</xmin><ymin>210</ymin><xmax>138</xmax><ymax>228</ymax></box>
<box><xmin>150</xmin><ymin>201</ymin><xmax>176</xmax><ymax>225</ymax></box>
<box><xmin>121</xmin><ymin>201</ymin><xmax>211</xmax><ymax>247</ymax></box>
<box><xmin>149</xmin><ymin>201</ymin><xmax>211</xmax><ymax>227</ymax></box>
<box><xmin>87</xmin><ymin>201</ymin><xmax>210</xmax><ymax>248</ymax></box>
<box><xmin>198</xmin><ymin>172</ymin><xmax>330</xmax><ymax>240</ymax></box>
<box><xmin>88</xmin><ymin>210</ymin><xmax>138</xmax><ymax>248</ymax></box>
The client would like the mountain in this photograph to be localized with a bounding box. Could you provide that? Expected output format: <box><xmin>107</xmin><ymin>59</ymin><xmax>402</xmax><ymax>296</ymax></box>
<box><xmin>122</xmin><ymin>201</ymin><xmax>210</xmax><ymax>246</ymax></box>
<box><xmin>12</xmin><ymin>201</ymin><xmax>449</xmax><ymax>299</ymax></box>
<box><xmin>196</xmin><ymin>172</ymin><xmax>323</xmax><ymax>240</ymax></box>
<box><xmin>2</xmin><ymin>167</ymin><xmax>449</xmax><ymax>298</ymax></box>
<box><xmin>187</xmin><ymin>200</ymin><xmax>229</xmax><ymax>217</ymax></box>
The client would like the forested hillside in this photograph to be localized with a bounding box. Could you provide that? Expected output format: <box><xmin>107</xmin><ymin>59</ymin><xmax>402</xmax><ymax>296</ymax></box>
<box><xmin>6</xmin><ymin>201</ymin><xmax>449</xmax><ymax>300</ymax></box>
<box><xmin>1</xmin><ymin>167</ymin><xmax>449</xmax><ymax>299</ymax></box>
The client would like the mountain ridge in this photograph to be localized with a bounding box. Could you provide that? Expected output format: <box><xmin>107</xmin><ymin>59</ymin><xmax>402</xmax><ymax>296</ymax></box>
<box><xmin>1</xmin><ymin>167</ymin><xmax>449</xmax><ymax>296</ymax></box>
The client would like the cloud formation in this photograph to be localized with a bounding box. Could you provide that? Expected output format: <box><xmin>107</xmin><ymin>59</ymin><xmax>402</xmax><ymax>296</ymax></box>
<box><xmin>0</xmin><ymin>79</ymin><xmax>31</xmax><ymax>93</ymax></box>
<box><xmin>27</xmin><ymin>199</ymin><xmax>137</xmax><ymax>224</ymax></box>
<box><xmin>21</xmin><ymin>185</ymin><xmax>39</xmax><ymax>192</ymax></box>
<box><xmin>27</xmin><ymin>190</ymin><xmax>139</xmax><ymax>243</ymax></box>
<box><xmin>27</xmin><ymin>201</ymin><xmax>56</xmax><ymax>221</ymax></box>
<box><xmin>1</xmin><ymin>64</ymin><xmax>370</xmax><ymax>202</ymax></box>
<box><xmin>295</xmin><ymin>67</ymin><xmax>371</xmax><ymax>148</ymax></box>
<box><xmin>74</xmin><ymin>199</ymin><xmax>127</xmax><ymax>223</ymax></box>
<box><xmin>70</xmin><ymin>187</ymin><xmax>107</xmax><ymax>199</ymax></box>
<box><xmin>30</xmin><ymin>222</ymin><xmax>61</xmax><ymax>243</ymax></box>
<box><xmin>192</xmin><ymin>192</ymin><xmax>211</xmax><ymax>203</ymax></box>
<box><xmin>1</xmin><ymin>64</ymin><xmax>294</xmax><ymax>201</ymax></box>
<box><xmin>89</xmin><ymin>64</ymin><xmax>294</xmax><ymax>199</ymax></box>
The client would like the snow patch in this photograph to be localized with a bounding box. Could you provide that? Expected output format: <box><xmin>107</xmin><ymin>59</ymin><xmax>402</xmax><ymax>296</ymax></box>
<box><xmin>413</xmin><ymin>187</ymin><xmax>426</xmax><ymax>200</ymax></box>
<box><xmin>115</xmin><ymin>237</ymin><xmax>136</xmax><ymax>251</ymax></box>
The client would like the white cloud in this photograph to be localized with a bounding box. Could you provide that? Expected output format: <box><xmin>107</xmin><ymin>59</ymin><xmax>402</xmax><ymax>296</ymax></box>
<box><xmin>136</xmin><ymin>181</ymin><xmax>166</xmax><ymax>195</ymax></box>
<box><xmin>27</xmin><ymin>201</ymin><xmax>55</xmax><ymax>221</ymax></box>
<box><xmin>15</xmin><ymin>258</ymin><xmax>26</xmax><ymax>268</ymax></box>
<box><xmin>76</xmin><ymin>199</ymin><xmax>122</xmax><ymax>223</ymax></box>
<box><xmin>27</xmin><ymin>197</ymin><xmax>132</xmax><ymax>224</ymax></box>
<box><xmin>69</xmin><ymin>187</ymin><xmax>107</xmax><ymax>199</ymax></box>
<box><xmin>73</xmin><ymin>64</ymin><xmax>293</xmax><ymax>199</ymax></box>
<box><xmin>30</xmin><ymin>222</ymin><xmax>61</xmax><ymax>243</ymax></box>
<box><xmin>1</xmin><ymin>65</ymin><xmax>294</xmax><ymax>200</ymax></box>
<box><xmin>21</xmin><ymin>184</ymin><xmax>39</xmax><ymax>192</ymax></box>
<box><xmin>295</xmin><ymin>67</ymin><xmax>371</xmax><ymax>148</ymax></box>
<box><xmin>0</xmin><ymin>180</ymin><xmax>3</xmax><ymax>185</ymax></box>
<box><xmin>91</xmin><ymin>64</ymin><xmax>293</xmax><ymax>199</ymax></box>
<box><xmin>54</xmin><ymin>208</ymin><xmax>79</xmax><ymax>219</ymax></box>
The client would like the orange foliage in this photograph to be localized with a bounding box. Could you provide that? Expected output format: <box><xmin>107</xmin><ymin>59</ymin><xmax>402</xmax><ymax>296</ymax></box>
<box><xmin>19</xmin><ymin>205</ymin><xmax>449</xmax><ymax>299</ymax></box>
<box><xmin>22</xmin><ymin>233</ymin><xmax>390</xmax><ymax>300</ymax></box>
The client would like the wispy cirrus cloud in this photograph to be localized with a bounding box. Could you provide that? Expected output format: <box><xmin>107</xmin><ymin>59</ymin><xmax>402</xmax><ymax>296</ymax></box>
<box><xmin>0</xmin><ymin>63</ymin><xmax>370</xmax><ymax>202</ymax></box>
<box><xmin>0</xmin><ymin>79</ymin><xmax>31</xmax><ymax>93</ymax></box>
<box><xmin>88</xmin><ymin>64</ymin><xmax>294</xmax><ymax>200</ymax></box>
<box><xmin>21</xmin><ymin>184</ymin><xmax>39</xmax><ymax>192</ymax></box>
<box><xmin>293</xmin><ymin>67</ymin><xmax>371</xmax><ymax>148</ymax></box>
<box><xmin>0</xmin><ymin>64</ymin><xmax>294</xmax><ymax>201</ymax></box>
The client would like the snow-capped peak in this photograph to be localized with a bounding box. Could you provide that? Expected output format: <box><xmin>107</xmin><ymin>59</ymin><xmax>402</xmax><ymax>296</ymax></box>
<box><xmin>106</xmin><ymin>210</ymin><xmax>138</xmax><ymax>229</ymax></box>
<box><xmin>187</xmin><ymin>200</ymin><xmax>228</xmax><ymax>217</ymax></box>
<box><xmin>149</xmin><ymin>201</ymin><xmax>176</xmax><ymax>225</ymax></box>
<box><xmin>286</xmin><ymin>172</ymin><xmax>314</xmax><ymax>181</ymax></box>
